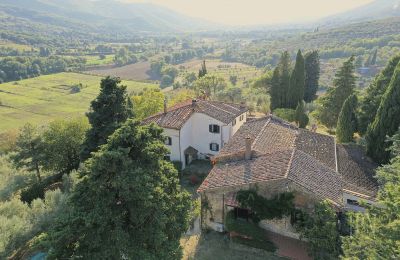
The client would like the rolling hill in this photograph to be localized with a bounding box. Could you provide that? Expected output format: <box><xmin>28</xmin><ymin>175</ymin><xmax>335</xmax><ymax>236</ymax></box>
<box><xmin>319</xmin><ymin>0</ymin><xmax>400</xmax><ymax>26</ymax></box>
<box><xmin>0</xmin><ymin>0</ymin><xmax>214</xmax><ymax>34</ymax></box>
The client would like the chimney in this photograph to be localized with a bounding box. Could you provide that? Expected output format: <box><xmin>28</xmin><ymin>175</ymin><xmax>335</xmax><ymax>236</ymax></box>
<box><xmin>240</xmin><ymin>101</ymin><xmax>246</xmax><ymax>109</ymax></box>
<box><xmin>192</xmin><ymin>99</ymin><xmax>197</xmax><ymax>106</ymax></box>
<box><xmin>164</xmin><ymin>98</ymin><xmax>167</xmax><ymax>114</ymax></box>
<box><xmin>245</xmin><ymin>136</ymin><xmax>252</xmax><ymax>160</ymax></box>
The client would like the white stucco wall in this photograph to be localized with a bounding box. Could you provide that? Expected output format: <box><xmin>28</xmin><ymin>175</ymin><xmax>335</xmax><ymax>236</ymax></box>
<box><xmin>163</xmin><ymin>128</ymin><xmax>181</xmax><ymax>162</ymax></box>
<box><xmin>161</xmin><ymin>111</ymin><xmax>247</xmax><ymax>169</ymax></box>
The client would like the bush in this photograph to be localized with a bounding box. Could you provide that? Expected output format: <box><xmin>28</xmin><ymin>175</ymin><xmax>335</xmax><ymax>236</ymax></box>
<box><xmin>20</xmin><ymin>173</ymin><xmax>63</xmax><ymax>204</ymax></box>
<box><xmin>190</xmin><ymin>174</ymin><xmax>200</xmax><ymax>185</ymax></box>
<box><xmin>273</xmin><ymin>108</ymin><xmax>296</xmax><ymax>122</ymax></box>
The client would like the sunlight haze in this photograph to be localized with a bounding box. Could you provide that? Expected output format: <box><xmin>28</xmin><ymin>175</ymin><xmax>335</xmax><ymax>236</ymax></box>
<box><xmin>125</xmin><ymin>0</ymin><xmax>374</xmax><ymax>25</ymax></box>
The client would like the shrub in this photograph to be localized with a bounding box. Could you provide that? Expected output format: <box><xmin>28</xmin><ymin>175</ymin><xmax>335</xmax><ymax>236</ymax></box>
<box><xmin>273</xmin><ymin>108</ymin><xmax>296</xmax><ymax>122</ymax></box>
<box><xmin>190</xmin><ymin>174</ymin><xmax>200</xmax><ymax>185</ymax></box>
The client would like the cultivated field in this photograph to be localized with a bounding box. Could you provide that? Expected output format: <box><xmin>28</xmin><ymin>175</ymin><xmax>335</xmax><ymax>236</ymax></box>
<box><xmin>0</xmin><ymin>73</ymin><xmax>158</xmax><ymax>132</ymax></box>
<box><xmin>86</xmin><ymin>61</ymin><xmax>153</xmax><ymax>81</ymax></box>
<box><xmin>177</xmin><ymin>59</ymin><xmax>262</xmax><ymax>85</ymax></box>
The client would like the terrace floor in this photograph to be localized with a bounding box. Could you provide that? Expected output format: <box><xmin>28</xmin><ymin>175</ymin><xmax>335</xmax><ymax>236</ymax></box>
<box><xmin>266</xmin><ymin>231</ymin><xmax>312</xmax><ymax>260</ymax></box>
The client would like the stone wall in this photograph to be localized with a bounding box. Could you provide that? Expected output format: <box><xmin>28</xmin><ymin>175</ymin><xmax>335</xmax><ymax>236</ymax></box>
<box><xmin>200</xmin><ymin>179</ymin><xmax>325</xmax><ymax>239</ymax></box>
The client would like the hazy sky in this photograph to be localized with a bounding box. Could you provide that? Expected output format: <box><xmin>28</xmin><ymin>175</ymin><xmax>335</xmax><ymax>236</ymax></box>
<box><xmin>125</xmin><ymin>0</ymin><xmax>374</xmax><ymax>25</ymax></box>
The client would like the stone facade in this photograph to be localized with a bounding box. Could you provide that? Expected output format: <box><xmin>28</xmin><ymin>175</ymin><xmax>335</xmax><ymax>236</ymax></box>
<box><xmin>200</xmin><ymin>179</ymin><xmax>328</xmax><ymax>238</ymax></box>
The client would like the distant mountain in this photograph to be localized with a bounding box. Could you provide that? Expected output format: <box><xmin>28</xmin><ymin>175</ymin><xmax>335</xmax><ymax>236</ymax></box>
<box><xmin>319</xmin><ymin>0</ymin><xmax>400</xmax><ymax>26</ymax></box>
<box><xmin>0</xmin><ymin>0</ymin><xmax>215</xmax><ymax>33</ymax></box>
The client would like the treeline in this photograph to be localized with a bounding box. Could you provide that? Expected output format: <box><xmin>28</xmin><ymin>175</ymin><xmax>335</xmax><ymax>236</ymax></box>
<box><xmin>0</xmin><ymin>56</ymin><xmax>85</xmax><ymax>83</ymax></box>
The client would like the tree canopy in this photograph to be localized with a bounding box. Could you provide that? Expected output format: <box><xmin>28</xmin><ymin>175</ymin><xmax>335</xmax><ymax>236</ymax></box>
<box><xmin>316</xmin><ymin>56</ymin><xmax>356</xmax><ymax>128</ymax></box>
<box><xmin>80</xmin><ymin>76</ymin><xmax>134</xmax><ymax>161</ymax></box>
<box><xmin>48</xmin><ymin>119</ymin><xmax>192</xmax><ymax>259</ymax></box>
<box><xmin>288</xmin><ymin>50</ymin><xmax>305</xmax><ymax>109</ymax></box>
<box><xmin>336</xmin><ymin>94</ymin><xmax>358</xmax><ymax>143</ymax></box>
<box><xmin>366</xmin><ymin>61</ymin><xmax>400</xmax><ymax>164</ymax></box>
<box><xmin>304</xmin><ymin>50</ymin><xmax>320</xmax><ymax>103</ymax></box>
<box><xmin>132</xmin><ymin>89</ymin><xmax>165</xmax><ymax>120</ymax></box>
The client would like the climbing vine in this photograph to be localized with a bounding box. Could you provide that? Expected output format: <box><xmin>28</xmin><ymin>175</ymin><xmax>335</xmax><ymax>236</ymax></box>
<box><xmin>236</xmin><ymin>189</ymin><xmax>295</xmax><ymax>223</ymax></box>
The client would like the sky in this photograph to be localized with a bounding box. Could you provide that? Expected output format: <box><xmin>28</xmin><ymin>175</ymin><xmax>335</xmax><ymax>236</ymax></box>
<box><xmin>124</xmin><ymin>0</ymin><xmax>374</xmax><ymax>25</ymax></box>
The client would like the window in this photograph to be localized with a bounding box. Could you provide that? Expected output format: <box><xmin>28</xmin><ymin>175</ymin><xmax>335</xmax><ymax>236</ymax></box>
<box><xmin>209</xmin><ymin>124</ymin><xmax>220</xmax><ymax>133</ymax></box>
<box><xmin>232</xmin><ymin>119</ymin><xmax>237</xmax><ymax>126</ymax></box>
<box><xmin>164</xmin><ymin>155</ymin><xmax>171</xmax><ymax>161</ymax></box>
<box><xmin>210</xmin><ymin>143</ymin><xmax>219</xmax><ymax>151</ymax></box>
<box><xmin>165</xmin><ymin>137</ymin><xmax>172</xmax><ymax>145</ymax></box>
<box><xmin>347</xmin><ymin>199</ymin><xmax>359</xmax><ymax>206</ymax></box>
<box><xmin>239</xmin><ymin>115</ymin><xmax>244</xmax><ymax>121</ymax></box>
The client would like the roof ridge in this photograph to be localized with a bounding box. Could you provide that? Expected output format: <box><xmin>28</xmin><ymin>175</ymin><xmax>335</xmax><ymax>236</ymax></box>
<box><xmin>208</xmin><ymin>100</ymin><xmax>242</xmax><ymax>111</ymax></box>
<box><xmin>251</xmin><ymin>117</ymin><xmax>271</xmax><ymax>148</ymax></box>
<box><xmin>201</xmin><ymin>100</ymin><xmax>237</xmax><ymax>116</ymax></box>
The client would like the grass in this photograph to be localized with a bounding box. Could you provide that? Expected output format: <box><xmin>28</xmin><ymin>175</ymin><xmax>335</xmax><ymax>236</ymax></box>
<box><xmin>0</xmin><ymin>41</ymin><xmax>34</xmax><ymax>52</ymax></box>
<box><xmin>181</xmin><ymin>232</ymin><xmax>284</xmax><ymax>260</ymax></box>
<box><xmin>225</xmin><ymin>211</ymin><xmax>277</xmax><ymax>253</ymax></box>
<box><xmin>0</xmin><ymin>72</ymin><xmax>158</xmax><ymax>132</ymax></box>
<box><xmin>84</xmin><ymin>55</ymin><xmax>115</xmax><ymax>66</ymax></box>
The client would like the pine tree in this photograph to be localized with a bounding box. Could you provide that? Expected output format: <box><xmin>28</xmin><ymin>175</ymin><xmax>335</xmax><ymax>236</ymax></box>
<box><xmin>366</xmin><ymin>62</ymin><xmax>400</xmax><ymax>164</ymax></box>
<box><xmin>80</xmin><ymin>77</ymin><xmax>133</xmax><ymax>161</ymax></box>
<box><xmin>295</xmin><ymin>101</ymin><xmax>309</xmax><ymax>128</ymax></box>
<box><xmin>358</xmin><ymin>55</ymin><xmax>400</xmax><ymax>134</ymax></box>
<box><xmin>198</xmin><ymin>60</ymin><xmax>207</xmax><ymax>78</ymax></box>
<box><xmin>288</xmin><ymin>50</ymin><xmax>305</xmax><ymax>108</ymax></box>
<box><xmin>304</xmin><ymin>50</ymin><xmax>320</xmax><ymax>103</ymax></box>
<box><xmin>316</xmin><ymin>56</ymin><xmax>356</xmax><ymax>128</ymax></box>
<box><xmin>336</xmin><ymin>94</ymin><xmax>358</xmax><ymax>143</ymax></box>
<box><xmin>48</xmin><ymin>119</ymin><xmax>192</xmax><ymax>259</ymax></box>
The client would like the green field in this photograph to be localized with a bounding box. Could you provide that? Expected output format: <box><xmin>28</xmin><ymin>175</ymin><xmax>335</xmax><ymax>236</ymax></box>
<box><xmin>0</xmin><ymin>73</ymin><xmax>158</xmax><ymax>132</ymax></box>
<box><xmin>84</xmin><ymin>54</ymin><xmax>115</xmax><ymax>66</ymax></box>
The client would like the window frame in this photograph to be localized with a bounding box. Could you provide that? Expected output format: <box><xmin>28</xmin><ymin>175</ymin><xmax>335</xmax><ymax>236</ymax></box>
<box><xmin>165</xmin><ymin>136</ymin><xmax>172</xmax><ymax>146</ymax></box>
<box><xmin>210</xmin><ymin>143</ymin><xmax>220</xmax><ymax>151</ymax></box>
<box><xmin>209</xmin><ymin>124</ymin><xmax>220</xmax><ymax>134</ymax></box>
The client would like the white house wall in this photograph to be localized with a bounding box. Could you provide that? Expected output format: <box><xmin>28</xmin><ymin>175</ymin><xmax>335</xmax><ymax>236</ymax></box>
<box><xmin>189</xmin><ymin>113</ymin><xmax>225</xmax><ymax>158</ymax></box>
<box><xmin>162</xmin><ymin>111</ymin><xmax>247</xmax><ymax>169</ymax></box>
<box><xmin>163</xmin><ymin>128</ymin><xmax>181</xmax><ymax>162</ymax></box>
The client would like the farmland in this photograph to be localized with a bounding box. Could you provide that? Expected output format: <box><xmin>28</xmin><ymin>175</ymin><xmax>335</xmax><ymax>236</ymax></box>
<box><xmin>0</xmin><ymin>72</ymin><xmax>158</xmax><ymax>132</ymax></box>
<box><xmin>86</xmin><ymin>61</ymin><xmax>153</xmax><ymax>81</ymax></box>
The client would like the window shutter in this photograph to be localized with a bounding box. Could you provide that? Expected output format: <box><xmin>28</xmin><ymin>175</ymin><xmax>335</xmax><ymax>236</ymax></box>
<box><xmin>216</xmin><ymin>125</ymin><xmax>220</xmax><ymax>133</ymax></box>
<box><xmin>209</xmin><ymin>125</ymin><xmax>213</xmax><ymax>132</ymax></box>
<box><xmin>216</xmin><ymin>144</ymin><xmax>219</xmax><ymax>151</ymax></box>
<box><xmin>209</xmin><ymin>143</ymin><xmax>212</xmax><ymax>150</ymax></box>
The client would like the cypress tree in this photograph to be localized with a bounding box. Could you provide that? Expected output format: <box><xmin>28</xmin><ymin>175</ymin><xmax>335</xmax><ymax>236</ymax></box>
<box><xmin>288</xmin><ymin>50</ymin><xmax>305</xmax><ymax>108</ymax></box>
<box><xmin>280</xmin><ymin>51</ymin><xmax>291</xmax><ymax>107</ymax></box>
<box><xmin>80</xmin><ymin>76</ymin><xmax>134</xmax><ymax>161</ymax></box>
<box><xmin>304</xmin><ymin>50</ymin><xmax>320</xmax><ymax>103</ymax></box>
<box><xmin>366</xmin><ymin>61</ymin><xmax>400</xmax><ymax>164</ymax></box>
<box><xmin>270</xmin><ymin>67</ymin><xmax>281</xmax><ymax>110</ymax></box>
<box><xmin>295</xmin><ymin>100</ymin><xmax>309</xmax><ymax>128</ymax></box>
<box><xmin>316</xmin><ymin>56</ymin><xmax>356</xmax><ymax>128</ymax></box>
<box><xmin>371</xmin><ymin>48</ymin><xmax>378</xmax><ymax>66</ymax></box>
<box><xmin>358</xmin><ymin>55</ymin><xmax>400</xmax><ymax>134</ymax></box>
<box><xmin>336</xmin><ymin>94</ymin><xmax>358</xmax><ymax>143</ymax></box>
<box><xmin>198</xmin><ymin>60</ymin><xmax>207</xmax><ymax>78</ymax></box>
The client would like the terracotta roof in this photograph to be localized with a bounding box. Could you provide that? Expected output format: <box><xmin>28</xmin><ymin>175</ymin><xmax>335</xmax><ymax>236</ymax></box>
<box><xmin>142</xmin><ymin>99</ymin><xmax>248</xmax><ymax>129</ymax></box>
<box><xmin>198</xmin><ymin>115</ymin><xmax>379</xmax><ymax>205</ymax></box>
<box><xmin>336</xmin><ymin>144</ymin><xmax>379</xmax><ymax>198</ymax></box>
<box><xmin>288</xmin><ymin>150</ymin><xmax>343</xmax><ymax>205</ymax></box>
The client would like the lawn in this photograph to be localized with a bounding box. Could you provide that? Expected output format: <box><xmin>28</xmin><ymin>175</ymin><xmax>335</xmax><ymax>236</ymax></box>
<box><xmin>84</xmin><ymin>55</ymin><xmax>115</xmax><ymax>66</ymax></box>
<box><xmin>0</xmin><ymin>72</ymin><xmax>158</xmax><ymax>132</ymax></box>
<box><xmin>181</xmin><ymin>232</ymin><xmax>285</xmax><ymax>260</ymax></box>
